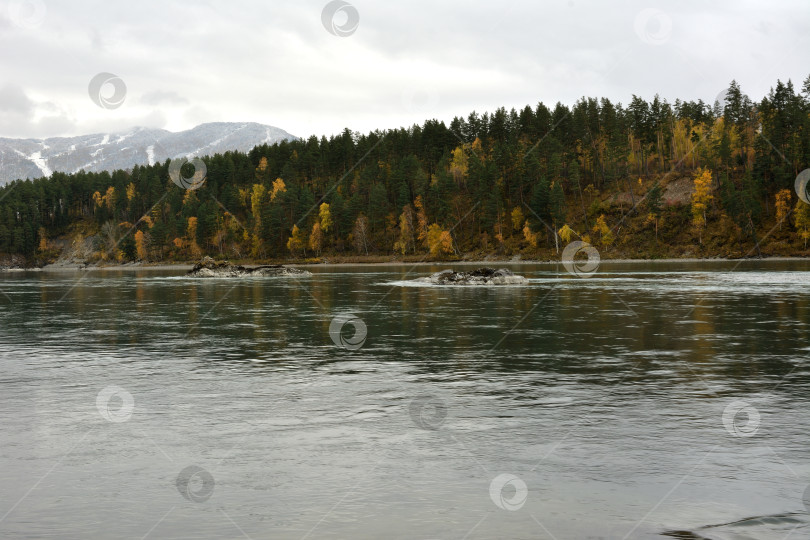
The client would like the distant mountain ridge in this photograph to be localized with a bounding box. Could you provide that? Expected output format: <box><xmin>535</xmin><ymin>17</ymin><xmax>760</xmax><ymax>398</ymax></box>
<box><xmin>0</xmin><ymin>122</ymin><xmax>297</xmax><ymax>184</ymax></box>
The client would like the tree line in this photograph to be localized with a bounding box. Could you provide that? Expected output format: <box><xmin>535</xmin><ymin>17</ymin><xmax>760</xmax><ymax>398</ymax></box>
<box><xmin>2</xmin><ymin>76</ymin><xmax>810</xmax><ymax>262</ymax></box>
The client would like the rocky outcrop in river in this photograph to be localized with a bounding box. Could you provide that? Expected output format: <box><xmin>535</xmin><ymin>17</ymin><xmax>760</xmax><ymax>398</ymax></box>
<box><xmin>188</xmin><ymin>257</ymin><xmax>311</xmax><ymax>278</ymax></box>
<box><xmin>415</xmin><ymin>267</ymin><xmax>528</xmax><ymax>285</ymax></box>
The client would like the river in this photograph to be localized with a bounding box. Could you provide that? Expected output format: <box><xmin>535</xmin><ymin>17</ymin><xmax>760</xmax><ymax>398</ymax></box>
<box><xmin>1</xmin><ymin>260</ymin><xmax>809</xmax><ymax>539</ymax></box>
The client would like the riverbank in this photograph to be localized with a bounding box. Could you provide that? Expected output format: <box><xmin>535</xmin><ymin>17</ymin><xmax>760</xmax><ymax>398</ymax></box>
<box><xmin>6</xmin><ymin>254</ymin><xmax>807</xmax><ymax>272</ymax></box>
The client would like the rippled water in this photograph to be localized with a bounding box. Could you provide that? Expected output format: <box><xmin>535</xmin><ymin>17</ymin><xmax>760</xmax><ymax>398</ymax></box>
<box><xmin>1</xmin><ymin>260</ymin><xmax>809</xmax><ymax>539</ymax></box>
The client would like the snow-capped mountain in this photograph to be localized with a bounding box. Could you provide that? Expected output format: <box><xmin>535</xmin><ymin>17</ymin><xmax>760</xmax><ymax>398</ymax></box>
<box><xmin>0</xmin><ymin>122</ymin><xmax>297</xmax><ymax>184</ymax></box>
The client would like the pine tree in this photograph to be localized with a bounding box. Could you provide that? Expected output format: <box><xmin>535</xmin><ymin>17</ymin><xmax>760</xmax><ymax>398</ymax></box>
<box><xmin>529</xmin><ymin>177</ymin><xmax>550</xmax><ymax>238</ymax></box>
<box><xmin>646</xmin><ymin>182</ymin><xmax>663</xmax><ymax>241</ymax></box>
<box><xmin>549</xmin><ymin>180</ymin><xmax>566</xmax><ymax>252</ymax></box>
<box><xmin>413</xmin><ymin>196</ymin><xmax>429</xmax><ymax>249</ymax></box>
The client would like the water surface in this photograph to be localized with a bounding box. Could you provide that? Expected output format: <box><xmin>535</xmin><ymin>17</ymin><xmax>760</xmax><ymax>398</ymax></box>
<box><xmin>1</xmin><ymin>260</ymin><xmax>809</xmax><ymax>539</ymax></box>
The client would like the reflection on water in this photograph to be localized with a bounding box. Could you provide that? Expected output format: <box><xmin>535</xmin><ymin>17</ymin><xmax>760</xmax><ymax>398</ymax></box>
<box><xmin>1</xmin><ymin>260</ymin><xmax>809</xmax><ymax>539</ymax></box>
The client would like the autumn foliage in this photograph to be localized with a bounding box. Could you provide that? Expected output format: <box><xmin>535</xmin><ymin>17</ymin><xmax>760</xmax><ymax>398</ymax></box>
<box><xmin>3</xmin><ymin>76</ymin><xmax>810</xmax><ymax>261</ymax></box>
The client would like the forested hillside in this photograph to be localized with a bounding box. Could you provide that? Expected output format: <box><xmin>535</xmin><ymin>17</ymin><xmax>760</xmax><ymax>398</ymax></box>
<box><xmin>2</xmin><ymin>77</ymin><xmax>810</xmax><ymax>265</ymax></box>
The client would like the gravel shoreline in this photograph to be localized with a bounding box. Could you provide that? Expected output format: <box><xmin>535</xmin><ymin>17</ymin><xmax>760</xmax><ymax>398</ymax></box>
<box><xmin>3</xmin><ymin>256</ymin><xmax>803</xmax><ymax>272</ymax></box>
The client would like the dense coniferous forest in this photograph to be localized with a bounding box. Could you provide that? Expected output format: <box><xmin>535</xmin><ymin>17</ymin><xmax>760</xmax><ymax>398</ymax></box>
<box><xmin>2</xmin><ymin>77</ymin><xmax>810</xmax><ymax>264</ymax></box>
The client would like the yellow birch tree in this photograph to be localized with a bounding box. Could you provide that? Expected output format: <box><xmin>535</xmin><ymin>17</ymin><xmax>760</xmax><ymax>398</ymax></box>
<box><xmin>287</xmin><ymin>225</ymin><xmax>305</xmax><ymax>255</ymax></box>
<box><xmin>309</xmin><ymin>222</ymin><xmax>323</xmax><ymax>255</ymax></box>
<box><xmin>775</xmin><ymin>189</ymin><xmax>791</xmax><ymax>230</ymax></box>
<box><xmin>691</xmin><ymin>168</ymin><xmax>713</xmax><ymax>244</ymax></box>
<box><xmin>794</xmin><ymin>201</ymin><xmax>810</xmax><ymax>248</ymax></box>
<box><xmin>135</xmin><ymin>230</ymin><xmax>148</xmax><ymax>260</ymax></box>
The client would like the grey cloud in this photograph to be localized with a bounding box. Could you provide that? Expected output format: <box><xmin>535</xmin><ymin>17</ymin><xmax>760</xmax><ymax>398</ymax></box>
<box><xmin>0</xmin><ymin>0</ymin><xmax>807</xmax><ymax>139</ymax></box>
<box><xmin>140</xmin><ymin>90</ymin><xmax>189</xmax><ymax>106</ymax></box>
<box><xmin>0</xmin><ymin>85</ymin><xmax>77</xmax><ymax>139</ymax></box>
<box><xmin>0</xmin><ymin>84</ymin><xmax>34</xmax><ymax>113</ymax></box>
<box><xmin>89</xmin><ymin>27</ymin><xmax>105</xmax><ymax>51</ymax></box>
<box><xmin>79</xmin><ymin>110</ymin><xmax>167</xmax><ymax>135</ymax></box>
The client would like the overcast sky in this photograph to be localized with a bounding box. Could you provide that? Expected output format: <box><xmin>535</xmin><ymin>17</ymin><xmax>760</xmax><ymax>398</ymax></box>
<box><xmin>0</xmin><ymin>0</ymin><xmax>807</xmax><ymax>140</ymax></box>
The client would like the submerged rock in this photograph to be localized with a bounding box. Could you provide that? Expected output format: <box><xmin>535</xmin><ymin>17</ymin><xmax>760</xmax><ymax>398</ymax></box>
<box><xmin>188</xmin><ymin>257</ymin><xmax>311</xmax><ymax>278</ymax></box>
<box><xmin>415</xmin><ymin>267</ymin><xmax>528</xmax><ymax>285</ymax></box>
